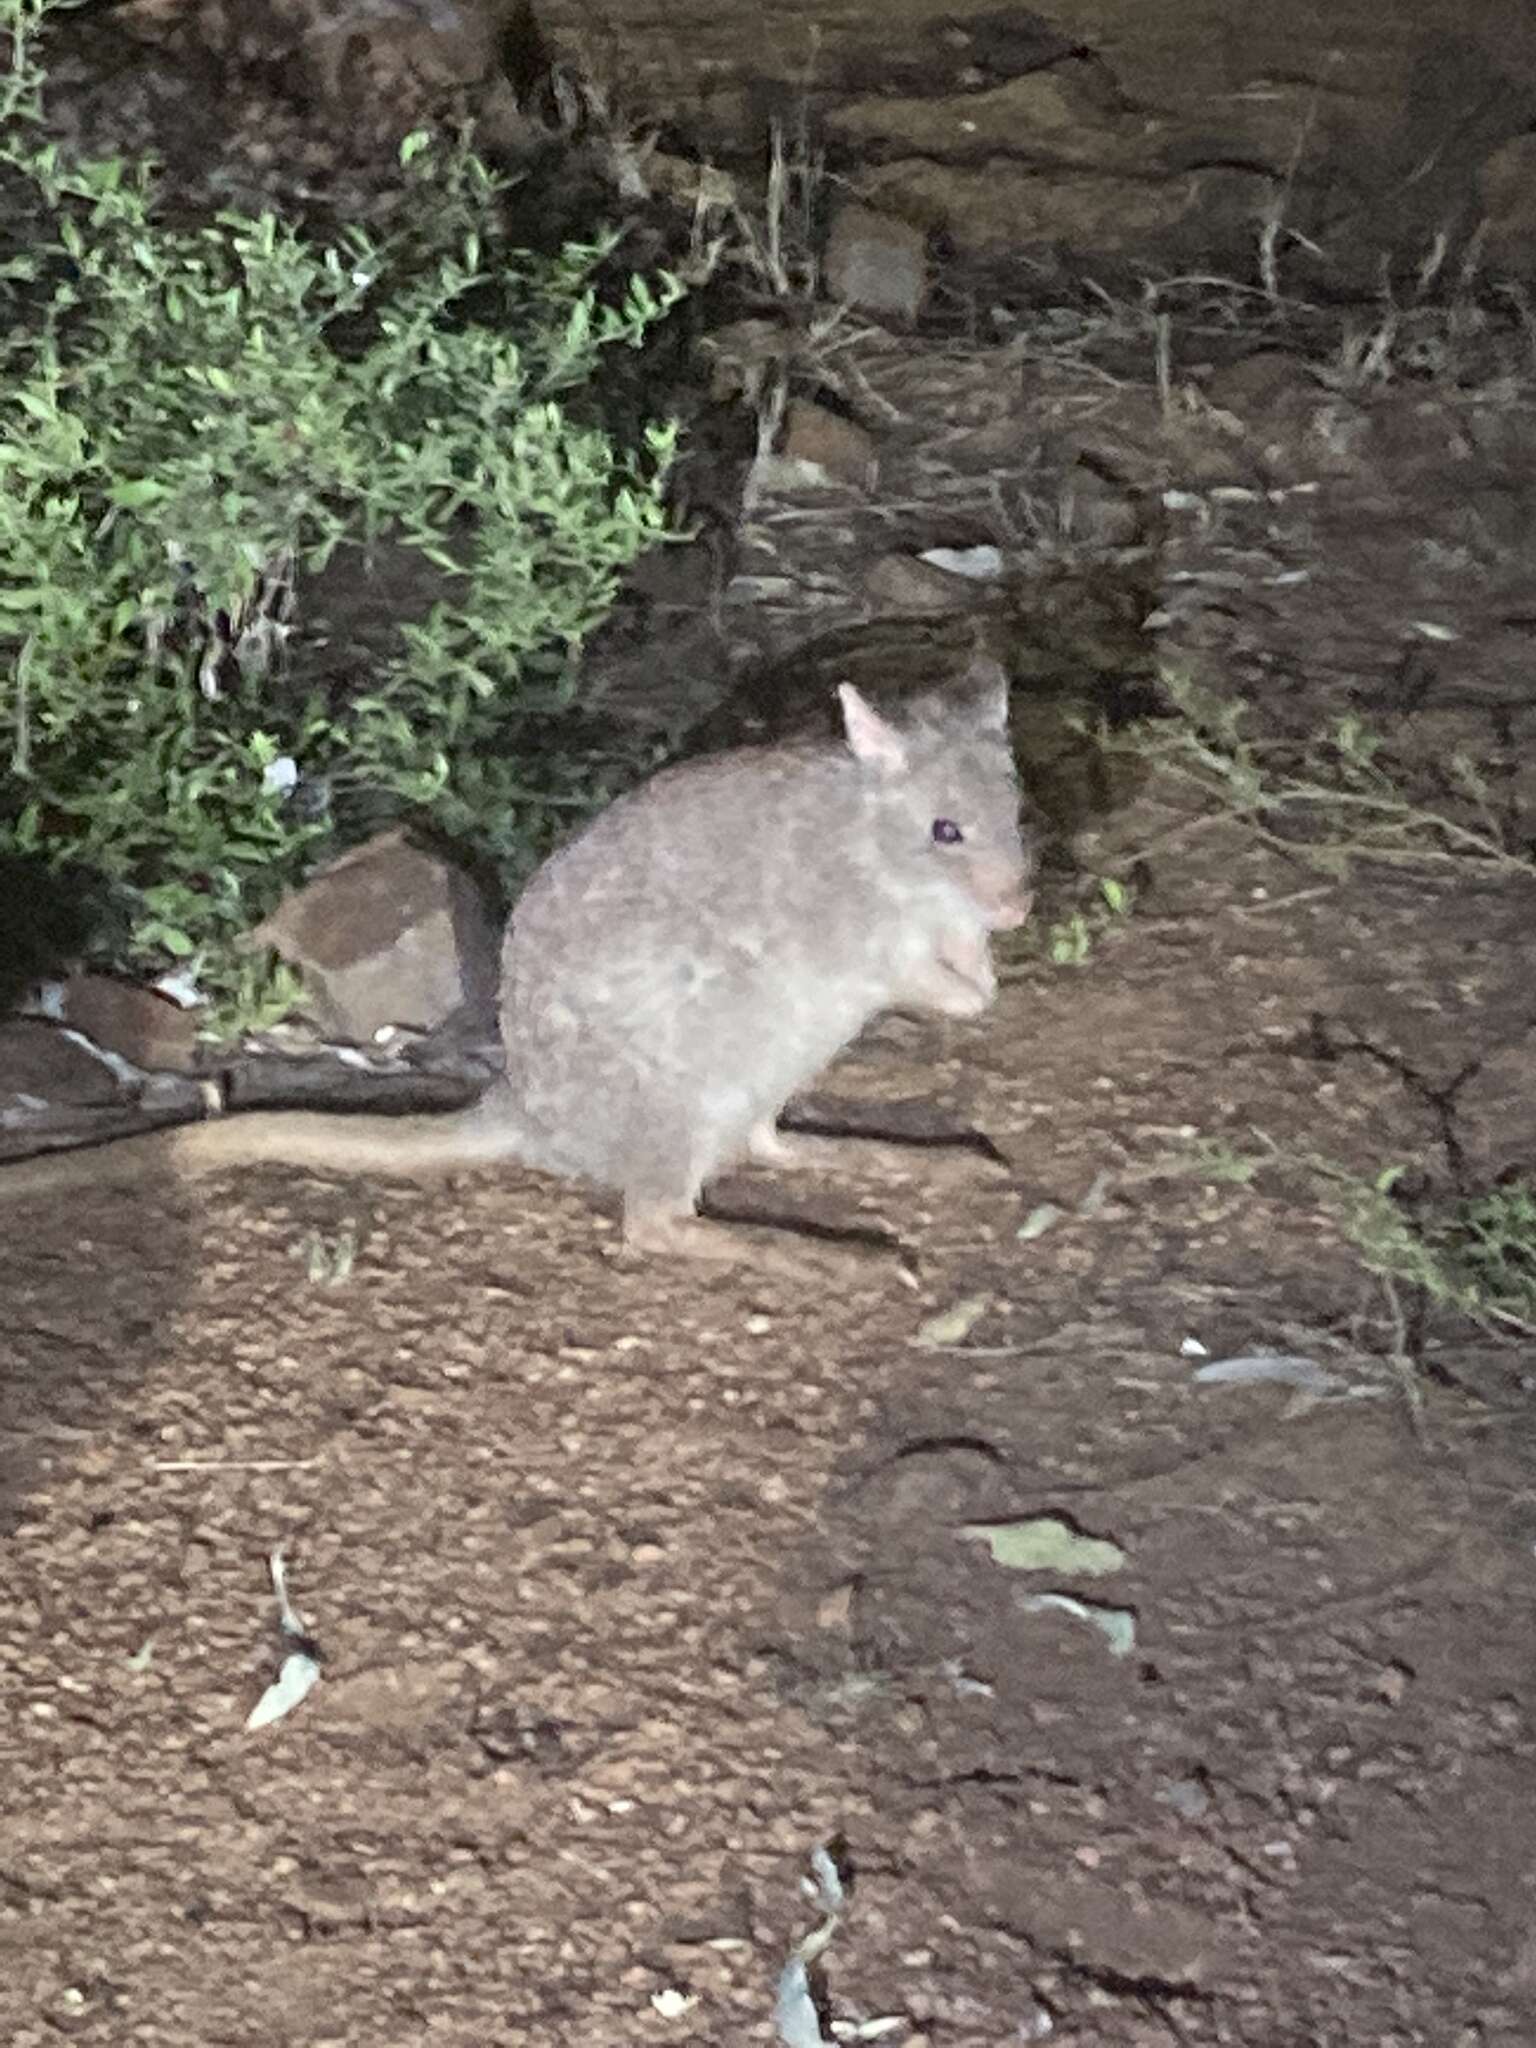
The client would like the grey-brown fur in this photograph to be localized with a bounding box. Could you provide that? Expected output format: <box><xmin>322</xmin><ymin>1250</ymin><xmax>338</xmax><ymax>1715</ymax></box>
<box><xmin>0</xmin><ymin>657</ymin><xmax>1034</xmax><ymax>1258</ymax></box>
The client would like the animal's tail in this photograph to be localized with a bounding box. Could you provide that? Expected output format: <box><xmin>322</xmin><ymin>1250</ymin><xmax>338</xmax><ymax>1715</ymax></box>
<box><xmin>0</xmin><ymin>1085</ymin><xmax>531</xmax><ymax>1202</ymax></box>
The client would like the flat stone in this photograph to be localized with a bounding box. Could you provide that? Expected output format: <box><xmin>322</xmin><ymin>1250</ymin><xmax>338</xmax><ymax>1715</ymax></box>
<box><xmin>857</xmin><ymin>158</ymin><xmax>1266</xmax><ymax>260</ymax></box>
<box><xmin>1478</xmin><ymin>133</ymin><xmax>1536</xmax><ymax>269</ymax></box>
<box><xmin>1205</xmin><ymin>348</ymin><xmax>1323</xmax><ymax>417</ymax></box>
<box><xmin>250</xmin><ymin>829</ymin><xmax>501</xmax><ymax>1043</ymax></box>
<box><xmin>0</xmin><ymin>1018</ymin><xmax>127</xmax><ymax>1111</ymax></box>
<box><xmin>828</xmin><ymin>64</ymin><xmax>1142</xmax><ymax>172</ymax></box>
<box><xmin>59</xmin><ymin>973</ymin><xmax>203</xmax><ymax>1073</ymax></box>
<box><xmin>864</xmin><ymin>553</ymin><xmax>980</xmax><ymax>613</ymax></box>
<box><xmin>303</xmin><ymin>0</ymin><xmax>498</xmax><ymax>105</ymax></box>
<box><xmin>980</xmin><ymin>1859</ymin><xmax>1235</xmax><ymax>1987</ymax></box>
<box><xmin>1056</xmin><ymin>461</ymin><xmax>1158</xmax><ymax>548</ymax></box>
<box><xmin>776</xmin><ymin>399</ymin><xmax>879</xmax><ymax>490</ymax></box>
<box><xmin>639</xmin><ymin>150</ymin><xmax>737</xmax><ymax>212</ymax></box>
<box><xmin>823</xmin><ymin>201</ymin><xmax>929</xmax><ymax>323</ymax></box>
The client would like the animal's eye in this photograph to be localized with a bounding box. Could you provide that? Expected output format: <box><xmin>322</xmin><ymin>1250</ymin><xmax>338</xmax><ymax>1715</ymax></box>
<box><xmin>931</xmin><ymin>818</ymin><xmax>964</xmax><ymax>845</ymax></box>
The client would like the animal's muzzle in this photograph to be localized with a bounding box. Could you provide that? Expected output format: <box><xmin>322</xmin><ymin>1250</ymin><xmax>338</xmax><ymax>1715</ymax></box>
<box><xmin>967</xmin><ymin>860</ymin><xmax>1035</xmax><ymax>930</ymax></box>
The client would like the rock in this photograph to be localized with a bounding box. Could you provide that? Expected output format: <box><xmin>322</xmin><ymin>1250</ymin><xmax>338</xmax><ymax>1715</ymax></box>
<box><xmin>111</xmin><ymin>1</ymin><xmax>1536</xmax><ymax>293</ymax></box>
<box><xmin>823</xmin><ymin>201</ymin><xmax>929</xmax><ymax>323</ymax></box>
<box><xmin>938</xmin><ymin>416</ymin><xmax>1036</xmax><ymax>473</ymax></box>
<box><xmin>1478</xmin><ymin>133</ymin><xmax>1536</xmax><ymax>270</ymax></box>
<box><xmin>635</xmin><ymin>149</ymin><xmax>737</xmax><ymax>212</ymax></box>
<box><xmin>1056</xmin><ymin>461</ymin><xmax>1158</xmax><ymax>549</ymax></box>
<box><xmin>58</xmin><ymin>974</ymin><xmax>203</xmax><ymax>1073</ymax></box>
<box><xmin>828</xmin><ymin>64</ymin><xmax>1141</xmax><ymax>172</ymax></box>
<box><xmin>776</xmin><ymin>399</ymin><xmax>879</xmax><ymax>490</ymax></box>
<box><xmin>1204</xmin><ymin>349</ymin><xmax>1322</xmax><ymax>418</ymax></box>
<box><xmin>749</xmin><ymin>397</ymin><xmax>881</xmax><ymax>496</ymax></box>
<box><xmin>979</xmin><ymin>1860</ymin><xmax>1234</xmax><ymax>1987</ymax></box>
<box><xmin>1201</xmin><ymin>350</ymin><xmax>1354</xmax><ymax>479</ymax></box>
<box><xmin>226</xmin><ymin>1053</ymin><xmax>486</xmax><ymax>1115</ymax></box>
<box><xmin>697</xmin><ymin>317</ymin><xmax>796</xmax><ymax>405</ymax></box>
<box><xmin>624</xmin><ymin>536</ymin><xmax>721</xmax><ymax>610</ymax></box>
<box><xmin>302</xmin><ymin>0</ymin><xmax>500</xmax><ymax>109</ymax></box>
<box><xmin>0</xmin><ymin>1019</ymin><xmax>127</xmax><ymax>1111</ymax></box>
<box><xmin>250</xmin><ymin>829</ymin><xmax>500</xmax><ymax>1043</ymax></box>
<box><xmin>864</xmin><ymin>553</ymin><xmax>986</xmax><ymax>612</ymax></box>
<box><xmin>857</xmin><ymin>158</ymin><xmax>1266</xmax><ymax>261</ymax></box>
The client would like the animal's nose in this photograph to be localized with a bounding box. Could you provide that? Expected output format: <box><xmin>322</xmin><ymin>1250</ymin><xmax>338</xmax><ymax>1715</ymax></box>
<box><xmin>968</xmin><ymin>856</ymin><xmax>1035</xmax><ymax>929</ymax></box>
<box><xmin>987</xmin><ymin>888</ymin><xmax>1034</xmax><ymax>931</ymax></box>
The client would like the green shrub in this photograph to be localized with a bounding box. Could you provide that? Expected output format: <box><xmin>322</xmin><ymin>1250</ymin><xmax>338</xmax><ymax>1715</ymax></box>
<box><xmin>0</xmin><ymin>0</ymin><xmax>681</xmax><ymax>1007</ymax></box>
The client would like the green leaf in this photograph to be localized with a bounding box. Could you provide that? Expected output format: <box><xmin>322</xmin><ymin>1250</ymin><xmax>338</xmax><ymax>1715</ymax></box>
<box><xmin>107</xmin><ymin>478</ymin><xmax>168</xmax><ymax>508</ymax></box>
<box><xmin>959</xmin><ymin>1518</ymin><xmax>1126</xmax><ymax>1578</ymax></box>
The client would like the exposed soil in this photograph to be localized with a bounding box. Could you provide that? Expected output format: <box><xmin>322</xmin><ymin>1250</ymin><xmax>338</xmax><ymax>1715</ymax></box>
<box><xmin>6</xmin><ymin>756</ymin><xmax>1536</xmax><ymax>2047</ymax></box>
<box><xmin>6</xmin><ymin>13</ymin><xmax>1536</xmax><ymax>2048</ymax></box>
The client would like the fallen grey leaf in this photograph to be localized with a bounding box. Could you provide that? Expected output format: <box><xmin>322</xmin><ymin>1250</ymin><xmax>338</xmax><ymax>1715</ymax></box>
<box><xmin>917</xmin><ymin>543</ymin><xmax>1004</xmax><ymax>579</ymax></box>
<box><xmin>246</xmin><ymin>1550</ymin><xmax>323</xmax><ymax>1729</ymax></box>
<box><xmin>960</xmin><ymin>1517</ymin><xmax>1125</xmax><ymax>1578</ymax></box>
<box><xmin>246</xmin><ymin>1649</ymin><xmax>322</xmax><ymax>1731</ymax></box>
<box><xmin>149</xmin><ymin>969</ymin><xmax>202</xmax><ymax>1008</ymax></box>
<box><xmin>1075</xmin><ymin>1171</ymin><xmax>1115</xmax><ymax>1218</ymax></box>
<box><xmin>1016</xmin><ymin>1203</ymin><xmax>1064</xmax><ymax>1242</ymax></box>
<box><xmin>1158</xmin><ymin>1776</ymin><xmax>1213</xmax><ymax>1821</ymax></box>
<box><xmin>776</xmin><ymin>1959</ymin><xmax>831</xmax><ymax>2047</ymax></box>
<box><xmin>941</xmin><ymin>1658</ymin><xmax>994</xmax><ymax>1697</ymax></box>
<box><xmin>269</xmin><ymin>1549</ymin><xmax>307</xmax><ymax>1638</ymax></box>
<box><xmin>57</xmin><ymin>1030</ymin><xmax>148</xmax><ymax>1086</ymax></box>
<box><xmin>24</xmin><ymin>980</ymin><xmax>67</xmax><ymax>1019</ymax></box>
<box><xmin>1021</xmin><ymin>1593</ymin><xmax>1137</xmax><ymax>1659</ymax></box>
<box><xmin>1193</xmin><ymin>1353</ymin><xmax>1346</xmax><ymax>1394</ymax></box>
<box><xmin>806</xmin><ymin>1845</ymin><xmax>846</xmax><ymax>1920</ymax></box>
<box><xmin>1168</xmin><ymin>568</ymin><xmax>1247</xmax><ymax>587</ymax></box>
<box><xmin>911</xmin><ymin>1295</ymin><xmax>990</xmax><ymax>1348</ymax></box>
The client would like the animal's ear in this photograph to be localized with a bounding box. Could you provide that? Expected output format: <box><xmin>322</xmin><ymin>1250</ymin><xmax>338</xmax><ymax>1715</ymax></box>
<box><xmin>838</xmin><ymin>683</ymin><xmax>909</xmax><ymax>774</ymax></box>
<box><xmin>961</xmin><ymin>653</ymin><xmax>1011</xmax><ymax>734</ymax></box>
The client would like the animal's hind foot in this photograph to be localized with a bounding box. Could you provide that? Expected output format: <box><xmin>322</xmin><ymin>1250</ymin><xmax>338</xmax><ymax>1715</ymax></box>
<box><xmin>747</xmin><ymin>1122</ymin><xmax>1007</xmax><ymax>1189</ymax></box>
<box><xmin>619</xmin><ymin>1200</ymin><xmax>905</xmax><ymax>1285</ymax></box>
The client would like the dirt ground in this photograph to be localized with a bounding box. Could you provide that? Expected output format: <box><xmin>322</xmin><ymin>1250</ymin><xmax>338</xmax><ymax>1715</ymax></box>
<box><xmin>7</xmin><ymin>15</ymin><xmax>1536</xmax><ymax>2047</ymax></box>
<box><xmin>6</xmin><ymin>754</ymin><xmax>1536</xmax><ymax>2048</ymax></box>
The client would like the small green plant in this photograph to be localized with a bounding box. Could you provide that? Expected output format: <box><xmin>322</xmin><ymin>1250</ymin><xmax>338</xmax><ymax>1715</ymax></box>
<box><xmin>1422</xmin><ymin>1180</ymin><xmax>1536</xmax><ymax>1330</ymax></box>
<box><xmin>1122</xmin><ymin>670</ymin><xmax>1536</xmax><ymax>880</ymax></box>
<box><xmin>1040</xmin><ymin>874</ymin><xmax>1134</xmax><ymax>966</ymax></box>
<box><xmin>1323</xmin><ymin>1165</ymin><xmax>1536</xmax><ymax>1335</ymax></box>
<box><xmin>1183</xmin><ymin>1134</ymin><xmax>1536</xmax><ymax>1336</ymax></box>
<box><xmin>204</xmin><ymin>950</ymin><xmax>307</xmax><ymax>1040</ymax></box>
<box><xmin>298</xmin><ymin>1221</ymin><xmax>360</xmax><ymax>1286</ymax></box>
<box><xmin>0</xmin><ymin>0</ymin><xmax>683</xmax><ymax>1004</ymax></box>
